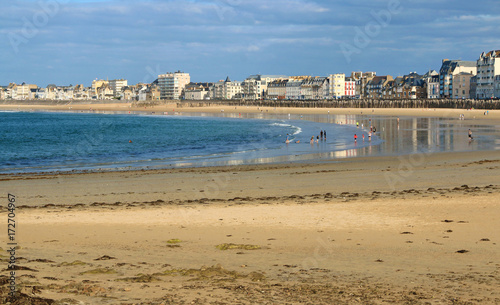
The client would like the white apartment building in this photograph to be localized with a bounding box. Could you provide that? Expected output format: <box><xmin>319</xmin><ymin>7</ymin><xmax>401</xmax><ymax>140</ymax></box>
<box><xmin>328</xmin><ymin>74</ymin><xmax>345</xmax><ymax>98</ymax></box>
<box><xmin>109</xmin><ymin>79</ymin><xmax>128</xmax><ymax>97</ymax></box>
<box><xmin>213</xmin><ymin>77</ymin><xmax>242</xmax><ymax>100</ymax></box>
<box><xmin>158</xmin><ymin>71</ymin><xmax>190</xmax><ymax>100</ymax></box>
<box><xmin>476</xmin><ymin>50</ymin><xmax>500</xmax><ymax>99</ymax></box>
<box><xmin>423</xmin><ymin>70</ymin><xmax>440</xmax><ymax>99</ymax></box>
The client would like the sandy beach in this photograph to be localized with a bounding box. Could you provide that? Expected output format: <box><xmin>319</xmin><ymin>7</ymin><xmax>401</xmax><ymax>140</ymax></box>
<box><xmin>1</xmin><ymin>103</ymin><xmax>500</xmax><ymax>304</ymax></box>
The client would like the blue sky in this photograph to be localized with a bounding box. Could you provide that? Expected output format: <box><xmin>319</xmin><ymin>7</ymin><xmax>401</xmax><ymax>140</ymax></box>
<box><xmin>1</xmin><ymin>0</ymin><xmax>500</xmax><ymax>87</ymax></box>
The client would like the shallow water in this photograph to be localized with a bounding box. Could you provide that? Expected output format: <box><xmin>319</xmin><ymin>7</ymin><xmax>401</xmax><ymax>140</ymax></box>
<box><xmin>0</xmin><ymin>110</ymin><xmax>498</xmax><ymax>173</ymax></box>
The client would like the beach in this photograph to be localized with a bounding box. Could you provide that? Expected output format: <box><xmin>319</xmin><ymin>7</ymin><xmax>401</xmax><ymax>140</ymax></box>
<box><xmin>1</xmin><ymin>103</ymin><xmax>500</xmax><ymax>304</ymax></box>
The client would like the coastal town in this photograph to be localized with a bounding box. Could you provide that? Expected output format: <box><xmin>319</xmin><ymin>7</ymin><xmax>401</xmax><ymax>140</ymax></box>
<box><xmin>2</xmin><ymin>50</ymin><xmax>499</xmax><ymax>102</ymax></box>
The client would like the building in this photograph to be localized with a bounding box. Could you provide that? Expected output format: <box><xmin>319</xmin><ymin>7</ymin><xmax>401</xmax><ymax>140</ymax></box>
<box><xmin>96</xmin><ymin>83</ymin><xmax>114</xmax><ymax>100</ymax></box>
<box><xmin>184</xmin><ymin>82</ymin><xmax>212</xmax><ymax>100</ymax></box>
<box><xmin>119</xmin><ymin>86</ymin><xmax>134</xmax><ymax>100</ymax></box>
<box><xmin>383</xmin><ymin>78</ymin><xmax>399</xmax><ymax>99</ymax></box>
<box><xmin>242</xmin><ymin>75</ymin><xmax>287</xmax><ymax>100</ymax></box>
<box><xmin>92</xmin><ymin>79</ymin><xmax>108</xmax><ymax>97</ymax></box>
<box><xmin>366</xmin><ymin>75</ymin><xmax>393</xmax><ymax>99</ymax></box>
<box><xmin>439</xmin><ymin>59</ymin><xmax>476</xmax><ymax>98</ymax></box>
<box><xmin>402</xmin><ymin>73</ymin><xmax>426</xmax><ymax>99</ymax></box>
<box><xmin>345</xmin><ymin>77</ymin><xmax>356</xmax><ymax>97</ymax></box>
<box><xmin>312</xmin><ymin>77</ymin><xmax>329</xmax><ymax>99</ymax></box>
<box><xmin>13</xmin><ymin>83</ymin><xmax>38</xmax><ymax>100</ymax></box>
<box><xmin>285</xmin><ymin>76</ymin><xmax>308</xmax><ymax>100</ymax></box>
<box><xmin>495</xmin><ymin>75</ymin><xmax>500</xmax><ymax>99</ymax></box>
<box><xmin>299</xmin><ymin>77</ymin><xmax>328</xmax><ymax>100</ymax></box>
<box><xmin>109</xmin><ymin>79</ymin><xmax>128</xmax><ymax>97</ymax></box>
<box><xmin>476</xmin><ymin>50</ymin><xmax>500</xmax><ymax>99</ymax></box>
<box><xmin>423</xmin><ymin>70</ymin><xmax>440</xmax><ymax>99</ymax></box>
<box><xmin>213</xmin><ymin>77</ymin><xmax>242</xmax><ymax>100</ymax></box>
<box><xmin>158</xmin><ymin>71</ymin><xmax>190</xmax><ymax>100</ymax></box>
<box><xmin>351</xmin><ymin>72</ymin><xmax>376</xmax><ymax>98</ymax></box>
<box><xmin>328</xmin><ymin>74</ymin><xmax>345</xmax><ymax>98</ymax></box>
<box><xmin>452</xmin><ymin>72</ymin><xmax>473</xmax><ymax>99</ymax></box>
<box><xmin>470</xmin><ymin>76</ymin><xmax>477</xmax><ymax>99</ymax></box>
<box><xmin>267</xmin><ymin>79</ymin><xmax>288</xmax><ymax>100</ymax></box>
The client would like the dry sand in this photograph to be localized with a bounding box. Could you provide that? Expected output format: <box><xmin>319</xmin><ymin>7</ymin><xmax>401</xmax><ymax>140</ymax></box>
<box><xmin>1</xmin><ymin>103</ymin><xmax>500</xmax><ymax>304</ymax></box>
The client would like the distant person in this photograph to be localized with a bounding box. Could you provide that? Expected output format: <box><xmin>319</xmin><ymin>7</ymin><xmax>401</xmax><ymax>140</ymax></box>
<box><xmin>368</xmin><ymin>132</ymin><xmax>372</xmax><ymax>141</ymax></box>
<box><xmin>362</xmin><ymin>134</ymin><xmax>365</xmax><ymax>141</ymax></box>
<box><xmin>320</xmin><ymin>130</ymin><xmax>323</xmax><ymax>140</ymax></box>
<box><xmin>468</xmin><ymin>129</ymin><xmax>473</xmax><ymax>140</ymax></box>
<box><xmin>373</xmin><ymin>126</ymin><xmax>377</xmax><ymax>133</ymax></box>
<box><xmin>324</xmin><ymin>130</ymin><xmax>327</xmax><ymax>139</ymax></box>
<box><xmin>310</xmin><ymin>136</ymin><xmax>314</xmax><ymax>145</ymax></box>
<box><xmin>354</xmin><ymin>134</ymin><xmax>358</xmax><ymax>142</ymax></box>
<box><xmin>316</xmin><ymin>136</ymin><xmax>319</xmax><ymax>143</ymax></box>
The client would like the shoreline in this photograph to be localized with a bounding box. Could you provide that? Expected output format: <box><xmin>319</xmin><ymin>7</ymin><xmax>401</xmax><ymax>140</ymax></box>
<box><xmin>2</xmin><ymin>102</ymin><xmax>500</xmax><ymax>120</ymax></box>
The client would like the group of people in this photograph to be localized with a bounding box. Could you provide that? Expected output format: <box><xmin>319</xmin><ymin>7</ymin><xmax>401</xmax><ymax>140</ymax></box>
<box><xmin>310</xmin><ymin>130</ymin><xmax>328</xmax><ymax>144</ymax></box>
<box><xmin>354</xmin><ymin>131</ymin><xmax>372</xmax><ymax>142</ymax></box>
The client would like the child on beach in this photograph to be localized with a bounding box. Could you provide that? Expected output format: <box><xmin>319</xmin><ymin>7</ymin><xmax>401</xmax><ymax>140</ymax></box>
<box><xmin>354</xmin><ymin>134</ymin><xmax>358</xmax><ymax>142</ymax></box>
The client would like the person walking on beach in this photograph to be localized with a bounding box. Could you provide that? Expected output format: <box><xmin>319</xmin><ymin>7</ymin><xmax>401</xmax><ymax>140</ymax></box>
<box><xmin>320</xmin><ymin>130</ymin><xmax>323</xmax><ymax>140</ymax></box>
<box><xmin>316</xmin><ymin>136</ymin><xmax>319</xmax><ymax>143</ymax></box>
<box><xmin>362</xmin><ymin>134</ymin><xmax>365</xmax><ymax>141</ymax></box>
<box><xmin>310</xmin><ymin>136</ymin><xmax>315</xmax><ymax>145</ymax></box>
<box><xmin>368</xmin><ymin>131</ymin><xmax>372</xmax><ymax>141</ymax></box>
<box><xmin>354</xmin><ymin>134</ymin><xmax>358</xmax><ymax>142</ymax></box>
<box><xmin>323</xmin><ymin>130</ymin><xmax>327</xmax><ymax>139</ymax></box>
<box><xmin>468</xmin><ymin>129</ymin><xmax>473</xmax><ymax>140</ymax></box>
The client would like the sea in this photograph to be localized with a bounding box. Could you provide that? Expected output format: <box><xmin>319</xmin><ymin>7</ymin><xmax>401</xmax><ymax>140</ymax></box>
<box><xmin>1</xmin><ymin>110</ymin><xmax>498</xmax><ymax>174</ymax></box>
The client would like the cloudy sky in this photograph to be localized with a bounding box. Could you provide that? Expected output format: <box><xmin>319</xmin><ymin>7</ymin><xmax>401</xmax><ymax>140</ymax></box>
<box><xmin>1</xmin><ymin>0</ymin><xmax>500</xmax><ymax>87</ymax></box>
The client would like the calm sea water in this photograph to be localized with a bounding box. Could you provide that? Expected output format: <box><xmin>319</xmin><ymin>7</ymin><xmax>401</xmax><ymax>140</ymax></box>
<box><xmin>1</xmin><ymin>111</ymin><xmax>498</xmax><ymax>174</ymax></box>
<box><xmin>0</xmin><ymin>111</ymin><xmax>369</xmax><ymax>173</ymax></box>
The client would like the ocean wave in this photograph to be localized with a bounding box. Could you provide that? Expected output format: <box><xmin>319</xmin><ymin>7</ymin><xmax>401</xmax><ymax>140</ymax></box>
<box><xmin>270</xmin><ymin>122</ymin><xmax>302</xmax><ymax>135</ymax></box>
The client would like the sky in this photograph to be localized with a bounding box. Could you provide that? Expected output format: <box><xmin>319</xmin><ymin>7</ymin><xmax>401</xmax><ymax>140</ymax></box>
<box><xmin>1</xmin><ymin>0</ymin><xmax>500</xmax><ymax>87</ymax></box>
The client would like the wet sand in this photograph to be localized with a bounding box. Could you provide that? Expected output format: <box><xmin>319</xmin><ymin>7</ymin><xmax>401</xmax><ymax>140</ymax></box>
<box><xmin>1</xmin><ymin>103</ymin><xmax>500</xmax><ymax>304</ymax></box>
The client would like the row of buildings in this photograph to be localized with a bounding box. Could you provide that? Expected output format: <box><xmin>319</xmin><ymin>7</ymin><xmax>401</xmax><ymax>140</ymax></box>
<box><xmin>2</xmin><ymin>50</ymin><xmax>500</xmax><ymax>101</ymax></box>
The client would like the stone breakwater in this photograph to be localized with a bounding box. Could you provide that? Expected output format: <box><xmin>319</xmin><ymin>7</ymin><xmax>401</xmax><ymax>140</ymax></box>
<box><xmin>176</xmin><ymin>99</ymin><xmax>500</xmax><ymax>110</ymax></box>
